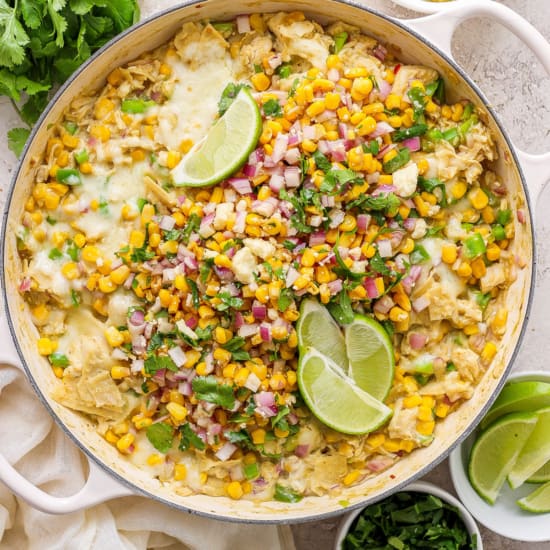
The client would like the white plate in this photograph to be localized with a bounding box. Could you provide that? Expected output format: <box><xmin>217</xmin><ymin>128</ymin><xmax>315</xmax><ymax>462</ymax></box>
<box><xmin>449</xmin><ymin>370</ymin><xmax>550</xmax><ymax>542</ymax></box>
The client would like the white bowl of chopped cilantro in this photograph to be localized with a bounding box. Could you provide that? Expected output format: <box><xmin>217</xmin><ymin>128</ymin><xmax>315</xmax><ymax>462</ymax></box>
<box><xmin>334</xmin><ymin>480</ymin><xmax>482</xmax><ymax>549</ymax></box>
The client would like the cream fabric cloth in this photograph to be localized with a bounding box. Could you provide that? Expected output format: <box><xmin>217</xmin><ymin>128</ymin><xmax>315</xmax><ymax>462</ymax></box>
<box><xmin>0</xmin><ymin>363</ymin><xmax>294</xmax><ymax>549</ymax></box>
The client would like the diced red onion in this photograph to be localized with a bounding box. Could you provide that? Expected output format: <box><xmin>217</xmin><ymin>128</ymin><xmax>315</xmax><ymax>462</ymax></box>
<box><xmin>129</xmin><ymin>309</ymin><xmax>145</xmax><ymax>326</ymax></box>
<box><xmin>284</xmin><ymin>147</ymin><xmax>301</xmax><ymax>165</ymax></box>
<box><xmin>272</xmin><ymin>133</ymin><xmax>289</xmax><ymax>163</ymax></box>
<box><xmin>238</xmin><ymin>323</ymin><xmax>258</xmax><ymax>338</ymax></box>
<box><xmin>409</xmin><ymin>265</ymin><xmax>423</xmax><ymax>281</ymax></box>
<box><xmin>366</xmin><ymin>456</ymin><xmax>393</xmax><ymax>472</ymax></box>
<box><xmin>412</xmin><ymin>295</ymin><xmax>430</xmax><ymax>312</ymax></box>
<box><xmin>131</xmin><ymin>359</ymin><xmax>144</xmax><ymax>374</ymax></box>
<box><xmin>236</xmin><ymin>14</ymin><xmax>251</xmax><ymax>33</ymax></box>
<box><xmin>357</xmin><ymin>214</ymin><xmax>371</xmax><ymax>232</ymax></box>
<box><xmin>327</xmin><ymin>279</ymin><xmax>343</xmax><ymax>295</ymax></box>
<box><xmin>244</xmin><ymin>372</ymin><xmax>262</xmax><ymax>392</ymax></box>
<box><xmin>228</xmin><ymin>178</ymin><xmax>252</xmax><ymax>195</ymax></box>
<box><xmin>243</xmin><ymin>163</ymin><xmax>258</xmax><ymax>178</ymax></box>
<box><xmin>159</xmin><ymin>215</ymin><xmax>175</xmax><ymax>231</ymax></box>
<box><xmin>123</xmin><ymin>272</ymin><xmax>135</xmax><ymax>289</ymax></box>
<box><xmin>403</xmin><ymin>217</ymin><xmax>417</xmax><ymax>231</ymax></box>
<box><xmin>377</xmin><ymin>239</ymin><xmax>393</xmax><ymax>258</ymax></box>
<box><xmin>199</xmin><ymin>213</ymin><xmax>215</xmax><ymax>238</ymax></box>
<box><xmin>302</xmin><ymin>125</ymin><xmax>316</xmax><ymax>140</ymax></box>
<box><xmin>168</xmin><ymin>346</ymin><xmax>187</xmax><ymax>368</ymax></box>
<box><xmin>402</xmin><ymin>136</ymin><xmax>421</xmax><ymax>152</ymax></box>
<box><xmin>284</xmin><ymin>166</ymin><xmax>301</xmax><ymax>188</ymax></box>
<box><xmin>178</xmin><ymin>381</ymin><xmax>192</xmax><ymax>396</ymax></box>
<box><xmin>259</xmin><ymin>322</ymin><xmax>272</xmax><ymax>342</ymax></box>
<box><xmin>111</xmin><ymin>348</ymin><xmax>128</xmax><ymax>361</ymax></box>
<box><xmin>269</xmin><ymin>174</ymin><xmax>285</xmax><ymax>193</ymax></box>
<box><xmin>377</xmin><ymin>78</ymin><xmax>392</xmax><ymax>100</ymax></box>
<box><xmin>370</xmin><ymin>121</ymin><xmax>394</xmax><ymax>138</ymax></box>
<box><xmin>373</xmin><ymin>294</ymin><xmax>395</xmax><ymax>314</ymax></box>
<box><xmin>254</xmin><ymin>392</ymin><xmax>278</xmax><ymax>417</ymax></box>
<box><xmin>329</xmin><ymin>209</ymin><xmax>345</xmax><ymax>228</ymax></box>
<box><xmin>215</xmin><ymin>442</ymin><xmax>237</xmax><ymax>461</ymax></box>
<box><xmin>309</xmin><ymin>231</ymin><xmax>326</xmax><ymax>247</ymax></box>
<box><xmin>252</xmin><ymin>301</ymin><xmax>267</xmax><ymax>320</ymax></box>
<box><xmin>364</xmin><ymin>278</ymin><xmax>380</xmax><ymax>299</ymax></box>
<box><xmin>248</xmin><ymin>148</ymin><xmax>264</xmax><ymax>165</ymax></box>
<box><xmin>233</xmin><ymin>211</ymin><xmax>246</xmax><ymax>234</ymax></box>
<box><xmin>234</xmin><ymin>311</ymin><xmax>244</xmax><ymax>328</ymax></box>
<box><xmin>252</xmin><ymin>198</ymin><xmax>277</xmax><ymax>217</ymax></box>
<box><xmin>327</xmin><ymin>68</ymin><xmax>340</xmax><ymax>82</ymax></box>
<box><xmin>267</xmin><ymin>53</ymin><xmax>282</xmax><ymax>70</ymax></box>
<box><xmin>409</xmin><ymin>332</ymin><xmax>428</xmax><ymax>350</ymax></box>
<box><xmin>294</xmin><ymin>444</ymin><xmax>310</xmax><ymax>458</ymax></box>
<box><xmin>285</xmin><ymin>265</ymin><xmax>300</xmax><ymax>287</ymax></box>
<box><xmin>517</xmin><ymin>209</ymin><xmax>526</xmax><ymax>224</ymax></box>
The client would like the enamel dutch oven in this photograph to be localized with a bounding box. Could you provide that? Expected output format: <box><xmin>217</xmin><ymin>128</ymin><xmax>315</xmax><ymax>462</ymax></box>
<box><xmin>0</xmin><ymin>0</ymin><xmax>549</xmax><ymax>523</ymax></box>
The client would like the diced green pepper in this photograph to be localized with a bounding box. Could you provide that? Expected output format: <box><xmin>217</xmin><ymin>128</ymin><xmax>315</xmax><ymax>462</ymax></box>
<box><xmin>333</xmin><ymin>32</ymin><xmax>348</xmax><ymax>54</ymax></box>
<box><xmin>276</xmin><ymin>63</ymin><xmax>292</xmax><ymax>79</ymax></box>
<box><xmin>492</xmin><ymin>224</ymin><xmax>506</xmax><ymax>241</ymax></box>
<box><xmin>56</xmin><ymin>168</ymin><xmax>81</xmax><ymax>185</ymax></box>
<box><xmin>48</xmin><ymin>248</ymin><xmax>63</xmax><ymax>260</ymax></box>
<box><xmin>243</xmin><ymin>462</ymin><xmax>260</xmax><ymax>480</ymax></box>
<box><xmin>274</xmin><ymin>484</ymin><xmax>303</xmax><ymax>503</ymax></box>
<box><xmin>121</xmin><ymin>98</ymin><xmax>156</xmax><ymax>114</ymax></box>
<box><xmin>496</xmin><ymin>208</ymin><xmax>512</xmax><ymax>226</ymax></box>
<box><xmin>392</xmin><ymin>124</ymin><xmax>428</xmax><ymax>142</ymax></box>
<box><xmin>464</xmin><ymin>232</ymin><xmax>486</xmax><ymax>258</ymax></box>
<box><xmin>49</xmin><ymin>352</ymin><xmax>69</xmax><ymax>367</ymax></box>
<box><xmin>410</xmin><ymin>244</ymin><xmax>430</xmax><ymax>265</ymax></box>
<box><xmin>383</xmin><ymin>148</ymin><xmax>410</xmax><ymax>174</ymax></box>
<box><xmin>74</xmin><ymin>149</ymin><xmax>89</xmax><ymax>164</ymax></box>
<box><xmin>64</xmin><ymin>121</ymin><xmax>78</xmax><ymax>135</ymax></box>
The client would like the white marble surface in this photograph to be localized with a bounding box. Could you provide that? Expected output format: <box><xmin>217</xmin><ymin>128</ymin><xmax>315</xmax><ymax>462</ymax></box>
<box><xmin>0</xmin><ymin>1</ymin><xmax>548</xmax><ymax>548</ymax></box>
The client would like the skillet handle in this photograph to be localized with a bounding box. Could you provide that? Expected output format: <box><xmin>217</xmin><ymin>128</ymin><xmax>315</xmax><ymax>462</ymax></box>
<box><xmin>398</xmin><ymin>0</ymin><xmax>550</xmax><ymax>207</ymax></box>
<box><xmin>0</xmin><ymin>452</ymin><xmax>135</xmax><ymax>514</ymax></box>
<box><xmin>0</xmin><ymin>318</ymin><xmax>135</xmax><ymax>513</ymax></box>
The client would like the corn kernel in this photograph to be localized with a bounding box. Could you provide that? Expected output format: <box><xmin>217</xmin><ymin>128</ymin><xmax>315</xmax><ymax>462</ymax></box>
<box><xmin>383</xmin><ymin>439</ymin><xmax>401</xmax><ymax>453</ymax></box>
<box><xmin>37</xmin><ymin>337</ymin><xmax>55</xmax><ymax>356</ymax></box>
<box><xmin>251</xmin><ymin>72</ymin><xmax>270</xmax><ymax>91</ymax></box>
<box><xmin>456</xmin><ymin>262</ymin><xmax>472</xmax><ymax>278</ymax></box>
<box><xmin>167</xmin><ymin>402</ymin><xmax>188</xmax><ymax>422</ymax></box>
<box><xmin>105</xmin><ymin>326</ymin><xmax>124</xmax><ymax>347</ymax></box>
<box><xmin>435</xmin><ymin>402</ymin><xmax>450</xmax><ymax>419</ymax></box>
<box><xmin>481</xmin><ymin>342</ymin><xmax>497</xmax><ymax>363</ymax></box>
<box><xmin>452</xmin><ymin>180</ymin><xmax>468</xmax><ymax>200</ymax></box>
<box><xmin>469</xmin><ymin>188</ymin><xmax>489</xmax><ymax>210</ymax></box>
<box><xmin>111</xmin><ymin>365</ymin><xmax>130</xmax><ymax>379</ymax></box>
<box><xmin>416</xmin><ymin>420</ymin><xmax>435</xmax><ymax>436</ymax></box>
<box><xmin>251</xmin><ymin>429</ymin><xmax>266</xmax><ymax>445</ymax></box>
<box><xmin>226</xmin><ymin>481</ymin><xmax>243</xmax><ymax>500</ymax></box>
<box><xmin>417</xmin><ymin>405</ymin><xmax>434</xmax><ymax>422</ymax></box>
<box><xmin>441</xmin><ymin>244</ymin><xmax>458</xmax><ymax>264</ymax></box>
<box><xmin>61</xmin><ymin>262</ymin><xmax>79</xmax><ymax>280</ymax></box>
<box><xmin>98</xmin><ymin>276</ymin><xmax>117</xmax><ymax>293</ymax></box>
<box><xmin>471</xmin><ymin>257</ymin><xmax>487</xmax><ymax>279</ymax></box>
<box><xmin>116</xmin><ymin>433</ymin><xmax>135</xmax><ymax>453</ymax></box>
<box><xmin>385</xmin><ymin>93</ymin><xmax>402</xmax><ymax>111</ymax></box>
<box><xmin>343</xmin><ymin>470</ymin><xmax>361</xmax><ymax>486</ymax></box>
<box><xmin>174</xmin><ymin>463</ymin><xmax>187</xmax><ymax>481</ymax></box>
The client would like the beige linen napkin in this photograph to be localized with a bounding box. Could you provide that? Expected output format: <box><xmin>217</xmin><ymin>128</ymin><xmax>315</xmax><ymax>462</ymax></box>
<box><xmin>0</xmin><ymin>364</ymin><xmax>295</xmax><ymax>550</ymax></box>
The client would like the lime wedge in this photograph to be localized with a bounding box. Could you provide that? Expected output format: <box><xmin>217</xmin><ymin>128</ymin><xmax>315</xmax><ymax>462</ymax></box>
<box><xmin>171</xmin><ymin>87</ymin><xmax>261</xmax><ymax>187</ymax></box>
<box><xmin>480</xmin><ymin>380</ymin><xmax>550</xmax><ymax>430</ymax></box>
<box><xmin>297</xmin><ymin>347</ymin><xmax>392</xmax><ymax>435</ymax></box>
<box><xmin>527</xmin><ymin>459</ymin><xmax>550</xmax><ymax>483</ymax></box>
<box><xmin>296</xmin><ymin>298</ymin><xmax>348</xmax><ymax>372</ymax></box>
<box><xmin>344</xmin><ymin>314</ymin><xmax>394</xmax><ymax>401</ymax></box>
<box><xmin>508</xmin><ymin>407</ymin><xmax>550</xmax><ymax>489</ymax></box>
<box><xmin>517</xmin><ymin>481</ymin><xmax>550</xmax><ymax>513</ymax></box>
<box><xmin>468</xmin><ymin>411</ymin><xmax>538</xmax><ymax>504</ymax></box>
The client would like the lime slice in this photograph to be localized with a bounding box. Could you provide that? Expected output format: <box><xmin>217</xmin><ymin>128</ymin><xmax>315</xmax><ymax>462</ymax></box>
<box><xmin>527</xmin><ymin>459</ymin><xmax>550</xmax><ymax>483</ymax></box>
<box><xmin>468</xmin><ymin>411</ymin><xmax>538</xmax><ymax>504</ymax></box>
<box><xmin>480</xmin><ymin>380</ymin><xmax>550</xmax><ymax>430</ymax></box>
<box><xmin>297</xmin><ymin>347</ymin><xmax>392</xmax><ymax>435</ymax></box>
<box><xmin>296</xmin><ymin>298</ymin><xmax>348</xmax><ymax>372</ymax></box>
<box><xmin>171</xmin><ymin>87</ymin><xmax>261</xmax><ymax>187</ymax></box>
<box><xmin>344</xmin><ymin>314</ymin><xmax>394</xmax><ymax>401</ymax></box>
<box><xmin>508</xmin><ymin>407</ymin><xmax>550</xmax><ymax>489</ymax></box>
<box><xmin>517</xmin><ymin>481</ymin><xmax>550</xmax><ymax>513</ymax></box>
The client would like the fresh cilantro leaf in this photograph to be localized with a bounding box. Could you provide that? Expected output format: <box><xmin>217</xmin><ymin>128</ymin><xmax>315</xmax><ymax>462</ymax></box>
<box><xmin>192</xmin><ymin>376</ymin><xmax>235</xmax><ymax>409</ymax></box>
<box><xmin>407</xmin><ymin>87</ymin><xmax>426</xmax><ymax>123</ymax></box>
<box><xmin>333</xmin><ymin>244</ymin><xmax>364</xmax><ymax>282</ymax></box>
<box><xmin>223</xmin><ymin>336</ymin><xmax>247</xmax><ymax>352</ymax></box>
<box><xmin>328</xmin><ymin>289</ymin><xmax>354</xmax><ymax>325</ymax></box>
<box><xmin>392</xmin><ymin>124</ymin><xmax>428</xmax><ymax>142</ymax></box>
<box><xmin>263</xmin><ymin>98</ymin><xmax>282</xmax><ymax>118</ymax></box>
<box><xmin>218</xmin><ymin>82</ymin><xmax>246</xmax><ymax>115</ymax></box>
<box><xmin>282</xmin><ymin>240</ymin><xmax>297</xmax><ymax>251</ymax></box>
<box><xmin>321</xmin><ymin>168</ymin><xmax>363</xmax><ymax>194</ymax></box>
<box><xmin>288</xmin><ymin>77</ymin><xmax>299</xmax><ymax>97</ymax></box>
<box><xmin>312</xmin><ymin>149</ymin><xmax>332</xmax><ymax>173</ymax></box>
<box><xmin>277</xmin><ymin>287</ymin><xmax>294</xmax><ymax>312</ymax></box>
<box><xmin>7</xmin><ymin>127</ymin><xmax>29</xmax><ymax>157</ymax></box>
<box><xmin>186</xmin><ymin>277</ymin><xmax>200</xmax><ymax>309</ymax></box>
<box><xmin>144</xmin><ymin>354</ymin><xmax>178</xmax><ymax>374</ymax></box>
<box><xmin>146</xmin><ymin>422</ymin><xmax>174</xmax><ymax>453</ymax></box>
<box><xmin>369</xmin><ymin>251</ymin><xmax>391</xmax><ymax>276</ymax></box>
<box><xmin>216</xmin><ymin>292</ymin><xmax>244</xmax><ymax>312</ymax></box>
<box><xmin>362</xmin><ymin>140</ymin><xmax>380</xmax><ymax>156</ymax></box>
<box><xmin>383</xmin><ymin>148</ymin><xmax>411</xmax><ymax>174</ymax></box>
<box><xmin>0</xmin><ymin>2</ymin><xmax>30</xmax><ymax>68</ymax></box>
<box><xmin>178</xmin><ymin>423</ymin><xmax>206</xmax><ymax>452</ymax></box>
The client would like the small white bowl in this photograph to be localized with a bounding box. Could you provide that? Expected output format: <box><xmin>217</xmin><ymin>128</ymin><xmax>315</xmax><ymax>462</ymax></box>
<box><xmin>391</xmin><ymin>0</ymin><xmax>473</xmax><ymax>14</ymax></box>
<box><xmin>449</xmin><ymin>370</ymin><xmax>550</xmax><ymax>542</ymax></box>
<box><xmin>334</xmin><ymin>480</ymin><xmax>482</xmax><ymax>549</ymax></box>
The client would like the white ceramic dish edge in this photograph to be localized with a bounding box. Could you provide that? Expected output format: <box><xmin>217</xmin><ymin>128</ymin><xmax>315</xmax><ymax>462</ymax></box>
<box><xmin>334</xmin><ymin>480</ymin><xmax>483</xmax><ymax>549</ymax></box>
<box><xmin>450</xmin><ymin>371</ymin><xmax>550</xmax><ymax>542</ymax></box>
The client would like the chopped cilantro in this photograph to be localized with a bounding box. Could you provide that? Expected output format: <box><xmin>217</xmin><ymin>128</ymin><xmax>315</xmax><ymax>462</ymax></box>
<box><xmin>312</xmin><ymin>149</ymin><xmax>332</xmax><ymax>173</ymax></box>
<box><xmin>146</xmin><ymin>422</ymin><xmax>174</xmax><ymax>453</ymax></box>
<box><xmin>192</xmin><ymin>376</ymin><xmax>235</xmax><ymax>409</ymax></box>
<box><xmin>186</xmin><ymin>277</ymin><xmax>200</xmax><ymax>309</ymax></box>
<box><xmin>218</xmin><ymin>83</ymin><xmax>247</xmax><ymax>116</ymax></box>
<box><xmin>263</xmin><ymin>98</ymin><xmax>282</xmax><ymax>118</ymax></box>
<box><xmin>178</xmin><ymin>423</ymin><xmax>206</xmax><ymax>452</ymax></box>
<box><xmin>278</xmin><ymin>287</ymin><xmax>294</xmax><ymax>312</ymax></box>
<box><xmin>144</xmin><ymin>354</ymin><xmax>178</xmax><ymax>374</ymax></box>
<box><xmin>328</xmin><ymin>289</ymin><xmax>354</xmax><ymax>325</ymax></box>
<box><xmin>383</xmin><ymin>148</ymin><xmax>411</xmax><ymax>174</ymax></box>
<box><xmin>216</xmin><ymin>292</ymin><xmax>244</xmax><ymax>312</ymax></box>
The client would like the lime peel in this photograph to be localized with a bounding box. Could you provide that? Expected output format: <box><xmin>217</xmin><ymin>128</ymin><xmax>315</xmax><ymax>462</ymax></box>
<box><xmin>171</xmin><ymin>87</ymin><xmax>261</xmax><ymax>187</ymax></box>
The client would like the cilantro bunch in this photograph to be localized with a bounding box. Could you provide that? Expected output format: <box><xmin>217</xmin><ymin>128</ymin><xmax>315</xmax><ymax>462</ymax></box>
<box><xmin>0</xmin><ymin>0</ymin><xmax>140</xmax><ymax>155</ymax></box>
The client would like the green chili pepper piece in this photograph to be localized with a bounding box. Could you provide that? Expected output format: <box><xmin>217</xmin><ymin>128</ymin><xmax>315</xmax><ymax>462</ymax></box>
<box><xmin>383</xmin><ymin>148</ymin><xmax>410</xmax><ymax>174</ymax></box>
<box><xmin>333</xmin><ymin>32</ymin><xmax>348</xmax><ymax>54</ymax></box>
<box><xmin>121</xmin><ymin>98</ymin><xmax>156</xmax><ymax>114</ymax></box>
<box><xmin>74</xmin><ymin>149</ymin><xmax>89</xmax><ymax>164</ymax></box>
<box><xmin>496</xmin><ymin>208</ymin><xmax>512</xmax><ymax>225</ymax></box>
<box><xmin>464</xmin><ymin>232</ymin><xmax>486</xmax><ymax>258</ymax></box>
<box><xmin>410</xmin><ymin>244</ymin><xmax>431</xmax><ymax>264</ymax></box>
<box><xmin>492</xmin><ymin>224</ymin><xmax>506</xmax><ymax>241</ymax></box>
<box><xmin>56</xmin><ymin>168</ymin><xmax>81</xmax><ymax>185</ymax></box>
<box><xmin>49</xmin><ymin>352</ymin><xmax>69</xmax><ymax>367</ymax></box>
<box><xmin>392</xmin><ymin>124</ymin><xmax>428</xmax><ymax>142</ymax></box>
